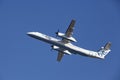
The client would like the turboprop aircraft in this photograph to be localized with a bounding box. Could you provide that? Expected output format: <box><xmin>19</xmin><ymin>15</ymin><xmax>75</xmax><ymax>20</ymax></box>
<box><xmin>27</xmin><ymin>20</ymin><xmax>111</xmax><ymax>62</ymax></box>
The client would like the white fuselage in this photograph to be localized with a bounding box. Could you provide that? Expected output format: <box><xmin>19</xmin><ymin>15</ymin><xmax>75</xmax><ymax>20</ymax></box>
<box><xmin>27</xmin><ymin>32</ymin><xmax>104</xmax><ymax>59</ymax></box>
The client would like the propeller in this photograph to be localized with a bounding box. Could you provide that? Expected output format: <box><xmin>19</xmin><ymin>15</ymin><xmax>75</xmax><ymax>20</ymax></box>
<box><xmin>55</xmin><ymin>29</ymin><xmax>59</xmax><ymax>37</ymax></box>
<box><xmin>51</xmin><ymin>45</ymin><xmax>54</xmax><ymax>51</ymax></box>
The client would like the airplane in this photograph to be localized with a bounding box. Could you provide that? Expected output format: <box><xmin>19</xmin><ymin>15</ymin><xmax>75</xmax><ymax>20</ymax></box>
<box><xmin>27</xmin><ymin>19</ymin><xmax>111</xmax><ymax>62</ymax></box>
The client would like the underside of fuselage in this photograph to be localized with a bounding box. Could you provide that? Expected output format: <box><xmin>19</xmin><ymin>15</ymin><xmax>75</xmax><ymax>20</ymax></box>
<box><xmin>27</xmin><ymin>32</ymin><xmax>90</xmax><ymax>57</ymax></box>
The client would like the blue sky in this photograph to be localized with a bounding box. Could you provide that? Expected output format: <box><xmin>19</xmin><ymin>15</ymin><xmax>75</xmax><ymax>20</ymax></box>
<box><xmin>0</xmin><ymin>0</ymin><xmax>120</xmax><ymax>80</ymax></box>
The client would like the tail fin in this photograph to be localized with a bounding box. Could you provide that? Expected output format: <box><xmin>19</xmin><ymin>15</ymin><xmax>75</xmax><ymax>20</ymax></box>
<box><xmin>104</xmin><ymin>42</ymin><xmax>111</xmax><ymax>50</ymax></box>
<box><xmin>98</xmin><ymin>42</ymin><xmax>111</xmax><ymax>58</ymax></box>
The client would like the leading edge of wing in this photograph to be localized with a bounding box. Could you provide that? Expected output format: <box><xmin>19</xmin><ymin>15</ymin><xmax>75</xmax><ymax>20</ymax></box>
<box><xmin>65</xmin><ymin>19</ymin><xmax>76</xmax><ymax>37</ymax></box>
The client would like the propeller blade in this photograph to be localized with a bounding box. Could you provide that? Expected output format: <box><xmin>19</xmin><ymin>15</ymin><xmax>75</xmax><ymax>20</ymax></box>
<box><xmin>55</xmin><ymin>29</ymin><xmax>59</xmax><ymax>37</ymax></box>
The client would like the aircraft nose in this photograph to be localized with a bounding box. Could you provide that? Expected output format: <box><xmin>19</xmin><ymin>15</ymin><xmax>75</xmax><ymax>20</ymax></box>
<box><xmin>27</xmin><ymin>32</ymin><xmax>32</xmax><ymax>35</ymax></box>
<box><xmin>27</xmin><ymin>32</ymin><xmax>35</xmax><ymax>36</ymax></box>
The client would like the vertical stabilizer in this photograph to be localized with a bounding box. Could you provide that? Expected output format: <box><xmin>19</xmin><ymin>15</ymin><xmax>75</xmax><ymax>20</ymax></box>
<box><xmin>98</xmin><ymin>42</ymin><xmax>111</xmax><ymax>58</ymax></box>
<box><xmin>104</xmin><ymin>42</ymin><xmax>111</xmax><ymax>50</ymax></box>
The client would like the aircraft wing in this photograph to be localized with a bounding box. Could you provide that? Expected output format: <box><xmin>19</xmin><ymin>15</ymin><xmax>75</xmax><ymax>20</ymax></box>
<box><xmin>62</xmin><ymin>19</ymin><xmax>76</xmax><ymax>43</ymax></box>
<box><xmin>65</xmin><ymin>19</ymin><xmax>76</xmax><ymax>37</ymax></box>
<box><xmin>57</xmin><ymin>52</ymin><xmax>64</xmax><ymax>62</ymax></box>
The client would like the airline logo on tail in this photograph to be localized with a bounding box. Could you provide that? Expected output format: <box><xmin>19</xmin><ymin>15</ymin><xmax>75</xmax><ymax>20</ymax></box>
<box><xmin>98</xmin><ymin>42</ymin><xmax>111</xmax><ymax>58</ymax></box>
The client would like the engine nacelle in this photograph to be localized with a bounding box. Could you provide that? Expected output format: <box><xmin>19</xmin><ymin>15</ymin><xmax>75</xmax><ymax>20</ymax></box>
<box><xmin>51</xmin><ymin>45</ymin><xmax>72</xmax><ymax>55</ymax></box>
<box><xmin>57</xmin><ymin>32</ymin><xmax>77</xmax><ymax>42</ymax></box>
